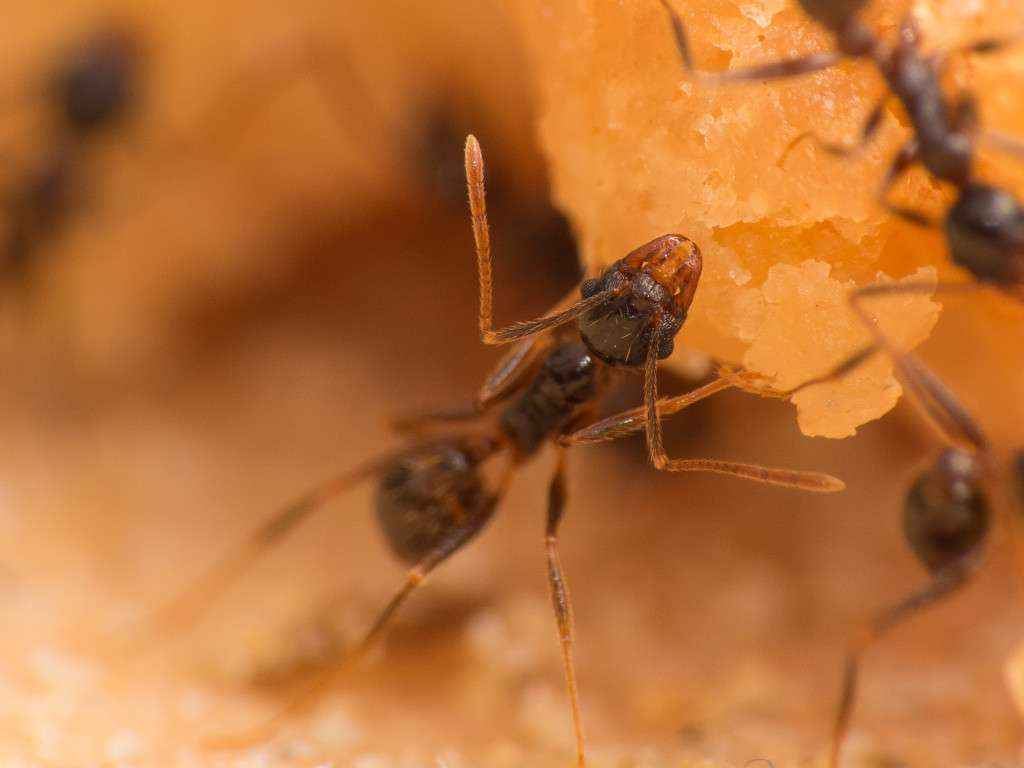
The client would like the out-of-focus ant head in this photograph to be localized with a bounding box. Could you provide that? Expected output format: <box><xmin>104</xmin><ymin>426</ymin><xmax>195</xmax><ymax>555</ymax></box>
<box><xmin>52</xmin><ymin>22</ymin><xmax>145</xmax><ymax>139</ymax></box>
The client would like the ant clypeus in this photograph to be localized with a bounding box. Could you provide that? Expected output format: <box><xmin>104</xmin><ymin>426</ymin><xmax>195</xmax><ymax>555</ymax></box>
<box><xmin>656</xmin><ymin>0</ymin><xmax>1024</xmax><ymax>305</ymax></box>
<box><xmin>129</xmin><ymin>135</ymin><xmax>843</xmax><ymax>766</ymax></box>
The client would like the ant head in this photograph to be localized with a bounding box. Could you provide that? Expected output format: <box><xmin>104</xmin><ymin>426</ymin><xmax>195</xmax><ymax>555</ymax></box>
<box><xmin>904</xmin><ymin>448</ymin><xmax>989</xmax><ymax>576</ymax></box>
<box><xmin>375</xmin><ymin>438</ymin><xmax>500</xmax><ymax>564</ymax></box>
<box><xmin>577</xmin><ymin>235</ymin><xmax>701</xmax><ymax>367</ymax></box>
<box><xmin>53</xmin><ymin>22</ymin><xmax>144</xmax><ymax>138</ymax></box>
<box><xmin>945</xmin><ymin>184</ymin><xmax>1024</xmax><ymax>287</ymax></box>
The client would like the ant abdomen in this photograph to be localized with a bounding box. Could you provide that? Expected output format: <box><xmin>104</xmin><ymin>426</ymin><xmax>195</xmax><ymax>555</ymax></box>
<box><xmin>904</xmin><ymin>448</ymin><xmax>990</xmax><ymax>576</ymax></box>
<box><xmin>578</xmin><ymin>234</ymin><xmax>700</xmax><ymax>367</ymax></box>
<box><xmin>375</xmin><ymin>439</ymin><xmax>500</xmax><ymax>564</ymax></box>
<box><xmin>945</xmin><ymin>185</ymin><xmax>1024</xmax><ymax>286</ymax></box>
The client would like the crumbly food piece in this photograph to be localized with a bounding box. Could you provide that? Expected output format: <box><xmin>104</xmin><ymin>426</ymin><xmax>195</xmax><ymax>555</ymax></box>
<box><xmin>507</xmin><ymin>0</ymin><xmax>1024</xmax><ymax>437</ymax></box>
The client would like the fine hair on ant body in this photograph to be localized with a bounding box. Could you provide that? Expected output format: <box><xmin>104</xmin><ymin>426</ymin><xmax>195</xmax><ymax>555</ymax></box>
<box><xmin>657</xmin><ymin>0</ymin><xmax>1024</xmax><ymax>305</ymax></box>
<box><xmin>127</xmin><ymin>135</ymin><xmax>843</xmax><ymax>766</ymax></box>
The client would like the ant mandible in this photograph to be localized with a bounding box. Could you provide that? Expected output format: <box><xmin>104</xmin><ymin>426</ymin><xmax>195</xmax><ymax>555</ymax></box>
<box><xmin>126</xmin><ymin>135</ymin><xmax>843</xmax><ymax>766</ymax></box>
<box><xmin>657</xmin><ymin>0</ymin><xmax>1024</xmax><ymax>305</ymax></box>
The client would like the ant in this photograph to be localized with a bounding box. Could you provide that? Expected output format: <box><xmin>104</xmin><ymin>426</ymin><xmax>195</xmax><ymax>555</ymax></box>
<box><xmin>127</xmin><ymin>135</ymin><xmax>843</xmax><ymax>766</ymax></box>
<box><xmin>1</xmin><ymin>23</ymin><xmax>143</xmax><ymax>282</ymax></box>
<box><xmin>0</xmin><ymin>21</ymin><xmax>362</xmax><ymax>290</ymax></box>
<box><xmin>657</xmin><ymin>0</ymin><xmax>1024</xmax><ymax>304</ymax></box>
<box><xmin>779</xmin><ymin>295</ymin><xmax>1018</xmax><ymax>766</ymax></box>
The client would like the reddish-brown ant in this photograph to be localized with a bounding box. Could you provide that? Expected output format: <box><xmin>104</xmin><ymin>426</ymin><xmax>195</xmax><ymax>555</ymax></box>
<box><xmin>657</xmin><ymin>0</ymin><xmax>1024</xmax><ymax>304</ymax></box>
<box><xmin>128</xmin><ymin>135</ymin><xmax>843</xmax><ymax>766</ymax></box>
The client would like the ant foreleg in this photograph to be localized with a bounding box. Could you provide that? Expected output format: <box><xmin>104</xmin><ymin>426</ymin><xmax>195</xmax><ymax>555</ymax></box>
<box><xmin>847</xmin><ymin>282</ymin><xmax>988</xmax><ymax>452</ymax></box>
<box><xmin>559</xmin><ymin>376</ymin><xmax>736</xmax><ymax>447</ymax></box>
<box><xmin>877</xmin><ymin>139</ymin><xmax>938</xmax><ymax>227</ymax></box>
<box><xmin>544</xmin><ymin>447</ymin><xmax>587</xmax><ymax>768</ymax></box>
<box><xmin>639</xmin><ymin>326</ymin><xmax>845</xmax><ymax>492</ymax></box>
<box><xmin>658</xmin><ymin>0</ymin><xmax>842</xmax><ymax>84</ymax></box>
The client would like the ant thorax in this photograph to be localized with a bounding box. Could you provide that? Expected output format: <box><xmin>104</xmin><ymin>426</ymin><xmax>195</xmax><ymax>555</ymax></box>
<box><xmin>577</xmin><ymin>235</ymin><xmax>701</xmax><ymax>368</ymax></box>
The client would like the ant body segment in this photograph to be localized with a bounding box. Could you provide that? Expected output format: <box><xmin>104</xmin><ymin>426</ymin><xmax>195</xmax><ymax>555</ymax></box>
<box><xmin>132</xmin><ymin>136</ymin><xmax>843</xmax><ymax>766</ymax></box>
<box><xmin>658</xmin><ymin>0</ymin><xmax>1024</xmax><ymax>302</ymax></box>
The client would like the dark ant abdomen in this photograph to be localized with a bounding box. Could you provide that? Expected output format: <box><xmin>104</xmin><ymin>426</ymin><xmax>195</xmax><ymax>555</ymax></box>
<box><xmin>500</xmin><ymin>341</ymin><xmax>602</xmax><ymax>456</ymax></box>
<box><xmin>796</xmin><ymin>0</ymin><xmax>870</xmax><ymax>34</ymax></box>
<box><xmin>376</xmin><ymin>441</ymin><xmax>499</xmax><ymax>564</ymax></box>
<box><xmin>904</xmin><ymin>448</ymin><xmax>989</xmax><ymax>575</ymax></box>
<box><xmin>578</xmin><ymin>258</ymin><xmax>684</xmax><ymax>367</ymax></box>
<box><xmin>945</xmin><ymin>184</ymin><xmax>1024</xmax><ymax>285</ymax></box>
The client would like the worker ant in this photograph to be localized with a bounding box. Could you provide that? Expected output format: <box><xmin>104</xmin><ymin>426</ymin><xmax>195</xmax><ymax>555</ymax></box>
<box><xmin>126</xmin><ymin>135</ymin><xmax>843</xmax><ymax>766</ymax></box>
<box><xmin>1</xmin><ymin>23</ymin><xmax>143</xmax><ymax>282</ymax></box>
<box><xmin>811</xmin><ymin>355</ymin><xmax>1003</xmax><ymax>768</ymax></box>
<box><xmin>777</xmin><ymin>288</ymin><xmax>1019</xmax><ymax>766</ymax></box>
<box><xmin>0</xmin><ymin>20</ymin><xmax>368</xmax><ymax>291</ymax></box>
<box><xmin>657</xmin><ymin>0</ymin><xmax>1024</xmax><ymax>303</ymax></box>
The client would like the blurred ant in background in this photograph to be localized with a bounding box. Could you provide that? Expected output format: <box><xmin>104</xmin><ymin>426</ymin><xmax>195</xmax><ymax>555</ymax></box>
<box><xmin>1</xmin><ymin>23</ymin><xmax>142</xmax><ymax>286</ymax></box>
<box><xmin>658</xmin><ymin>0</ymin><xmax>1024</xmax><ymax>303</ymax></box>
<box><xmin>784</xmin><ymin>297</ymin><xmax>1022</xmax><ymax>767</ymax></box>
<box><xmin>125</xmin><ymin>136</ymin><xmax>842</xmax><ymax>767</ymax></box>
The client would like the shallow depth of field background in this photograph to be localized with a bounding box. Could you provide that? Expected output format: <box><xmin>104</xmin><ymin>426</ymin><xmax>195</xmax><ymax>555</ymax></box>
<box><xmin>0</xmin><ymin>1</ymin><xmax>1020</xmax><ymax>766</ymax></box>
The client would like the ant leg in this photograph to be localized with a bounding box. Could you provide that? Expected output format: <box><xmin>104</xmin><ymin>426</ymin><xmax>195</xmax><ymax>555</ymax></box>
<box><xmin>787</xmin><ymin>282</ymin><xmax>987</xmax><ymax>452</ymax></box>
<box><xmin>119</xmin><ymin>451</ymin><xmax>398</xmax><ymax>657</ymax></box>
<box><xmin>544</xmin><ymin>447</ymin><xmax>587</xmax><ymax>768</ymax></box>
<box><xmin>394</xmin><ymin>285</ymin><xmax>589</xmax><ymax>434</ymax></box>
<box><xmin>847</xmin><ymin>282</ymin><xmax>987</xmax><ymax>452</ymax></box>
<box><xmin>979</xmin><ymin>130</ymin><xmax>1024</xmax><ymax>162</ymax></box>
<box><xmin>778</xmin><ymin>94</ymin><xmax>889</xmax><ymax>166</ymax></box>
<box><xmin>659</xmin><ymin>0</ymin><xmax>842</xmax><ymax>84</ymax></box>
<box><xmin>639</xmin><ymin>325</ymin><xmax>845</xmax><ymax>492</ymax></box>
<box><xmin>830</xmin><ymin>567</ymin><xmax>970</xmax><ymax>768</ymax></box>
<box><xmin>465</xmin><ymin>135</ymin><xmax>614</xmax><ymax>345</ymax></box>
<box><xmin>204</xmin><ymin>462</ymin><xmax>513</xmax><ymax>751</ymax></box>
<box><xmin>877</xmin><ymin>139</ymin><xmax>937</xmax><ymax>227</ymax></box>
<box><xmin>560</xmin><ymin>376</ymin><xmax>737</xmax><ymax>447</ymax></box>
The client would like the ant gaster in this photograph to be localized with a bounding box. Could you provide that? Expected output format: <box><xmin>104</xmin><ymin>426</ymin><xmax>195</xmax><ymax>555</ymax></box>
<box><xmin>129</xmin><ymin>136</ymin><xmax>843</xmax><ymax>765</ymax></box>
<box><xmin>657</xmin><ymin>0</ymin><xmax>1024</xmax><ymax>303</ymax></box>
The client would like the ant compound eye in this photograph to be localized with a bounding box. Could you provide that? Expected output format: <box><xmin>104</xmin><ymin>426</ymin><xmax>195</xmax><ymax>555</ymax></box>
<box><xmin>580</xmin><ymin>277</ymin><xmax>602</xmax><ymax>298</ymax></box>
